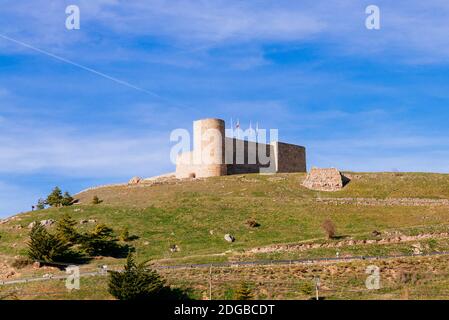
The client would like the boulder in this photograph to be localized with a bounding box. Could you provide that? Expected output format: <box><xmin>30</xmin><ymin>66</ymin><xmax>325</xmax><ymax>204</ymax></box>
<box><xmin>302</xmin><ymin>167</ymin><xmax>350</xmax><ymax>192</ymax></box>
<box><xmin>224</xmin><ymin>234</ymin><xmax>235</xmax><ymax>243</ymax></box>
<box><xmin>28</xmin><ymin>219</ymin><xmax>55</xmax><ymax>229</ymax></box>
<box><xmin>40</xmin><ymin>219</ymin><xmax>55</xmax><ymax>227</ymax></box>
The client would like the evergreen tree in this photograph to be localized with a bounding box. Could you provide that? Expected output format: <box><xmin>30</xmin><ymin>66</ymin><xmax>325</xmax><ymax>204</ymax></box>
<box><xmin>45</xmin><ymin>187</ymin><xmax>73</xmax><ymax>207</ymax></box>
<box><xmin>27</xmin><ymin>223</ymin><xmax>72</xmax><ymax>263</ymax></box>
<box><xmin>61</xmin><ymin>192</ymin><xmax>74</xmax><ymax>206</ymax></box>
<box><xmin>46</xmin><ymin>187</ymin><xmax>63</xmax><ymax>207</ymax></box>
<box><xmin>108</xmin><ymin>253</ymin><xmax>165</xmax><ymax>300</ymax></box>
<box><xmin>80</xmin><ymin>224</ymin><xmax>123</xmax><ymax>256</ymax></box>
<box><xmin>55</xmin><ymin>214</ymin><xmax>80</xmax><ymax>245</ymax></box>
<box><xmin>36</xmin><ymin>198</ymin><xmax>46</xmax><ymax>210</ymax></box>
<box><xmin>234</xmin><ymin>282</ymin><xmax>254</xmax><ymax>300</ymax></box>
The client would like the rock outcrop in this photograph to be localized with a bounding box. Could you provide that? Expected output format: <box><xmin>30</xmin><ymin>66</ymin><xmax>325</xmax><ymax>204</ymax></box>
<box><xmin>128</xmin><ymin>176</ymin><xmax>142</xmax><ymax>185</ymax></box>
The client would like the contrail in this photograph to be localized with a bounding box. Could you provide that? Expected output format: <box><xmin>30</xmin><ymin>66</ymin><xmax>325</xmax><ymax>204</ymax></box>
<box><xmin>0</xmin><ymin>33</ymin><xmax>162</xmax><ymax>98</ymax></box>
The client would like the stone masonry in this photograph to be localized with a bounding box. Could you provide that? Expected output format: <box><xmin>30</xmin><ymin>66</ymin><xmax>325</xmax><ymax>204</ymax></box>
<box><xmin>176</xmin><ymin>118</ymin><xmax>307</xmax><ymax>178</ymax></box>
<box><xmin>302</xmin><ymin>167</ymin><xmax>349</xmax><ymax>191</ymax></box>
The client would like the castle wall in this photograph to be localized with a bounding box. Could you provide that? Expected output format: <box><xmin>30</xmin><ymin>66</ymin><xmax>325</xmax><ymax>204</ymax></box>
<box><xmin>225</xmin><ymin>138</ymin><xmax>276</xmax><ymax>174</ymax></box>
<box><xmin>274</xmin><ymin>142</ymin><xmax>307</xmax><ymax>173</ymax></box>
<box><xmin>175</xmin><ymin>119</ymin><xmax>306</xmax><ymax>178</ymax></box>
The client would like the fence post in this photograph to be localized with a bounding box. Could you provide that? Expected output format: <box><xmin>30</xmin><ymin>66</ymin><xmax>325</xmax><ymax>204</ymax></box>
<box><xmin>314</xmin><ymin>276</ymin><xmax>320</xmax><ymax>300</ymax></box>
<box><xmin>209</xmin><ymin>265</ymin><xmax>212</xmax><ymax>300</ymax></box>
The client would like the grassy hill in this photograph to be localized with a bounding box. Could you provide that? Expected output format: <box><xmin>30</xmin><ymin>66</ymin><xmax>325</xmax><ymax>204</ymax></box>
<box><xmin>2</xmin><ymin>172</ymin><xmax>449</xmax><ymax>299</ymax></box>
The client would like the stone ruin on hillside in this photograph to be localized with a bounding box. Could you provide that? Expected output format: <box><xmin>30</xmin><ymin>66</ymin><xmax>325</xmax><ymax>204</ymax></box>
<box><xmin>302</xmin><ymin>167</ymin><xmax>350</xmax><ymax>192</ymax></box>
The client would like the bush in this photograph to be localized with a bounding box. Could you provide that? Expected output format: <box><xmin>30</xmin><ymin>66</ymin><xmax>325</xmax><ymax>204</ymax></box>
<box><xmin>298</xmin><ymin>280</ymin><xmax>314</xmax><ymax>296</ymax></box>
<box><xmin>321</xmin><ymin>219</ymin><xmax>336</xmax><ymax>239</ymax></box>
<box><xmin>234</xmin><ymin>282</ymin><xmax>254</xmax><ymax>300</ymax></box>
<box><xmin>119</xmin><ymin>227</ymin><xmax>131</xmax><ymax>242</ymax></box>
<box><xmin>11</xmin><ymin>256</ymin><xmax>33</xmax><ymax>269</ymax></box>
<box><xmin>246</xmin><ymin>219</ymin><xmax>260</xmax><ymax>228</ymax></box>
<box><xmin>108</xmin><ymin>254</ymin><xmax>166</xmax><ymax>300</ymax></box>
<box><xmin>27</xmin><ymin>223</ymin><xmax>74</xmax><ymax>263</ymax></box>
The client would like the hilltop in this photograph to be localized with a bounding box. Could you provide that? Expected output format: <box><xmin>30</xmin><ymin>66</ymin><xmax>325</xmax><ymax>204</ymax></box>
<box><xmin>2</xmin><ymin>172</ymin><xmax>449</xmax><ymax>299</ymax></box>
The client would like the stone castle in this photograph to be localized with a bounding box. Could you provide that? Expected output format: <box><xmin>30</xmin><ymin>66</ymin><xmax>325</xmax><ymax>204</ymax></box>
<box><xmin>176</xmin><ymin>118</ymin><xmax>307</xmax><ymax>179</ymax></box>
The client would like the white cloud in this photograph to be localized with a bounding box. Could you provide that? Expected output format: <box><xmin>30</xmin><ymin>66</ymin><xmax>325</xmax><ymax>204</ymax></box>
<box><xmin>2</xmin><ymin>1</ymin><xmax>449</xmax><ymax>66</ymax></box>
<box><xmin>0</xmin><ymin>113</ymin><xmax>174</xmax><ymax>178</ymax></box>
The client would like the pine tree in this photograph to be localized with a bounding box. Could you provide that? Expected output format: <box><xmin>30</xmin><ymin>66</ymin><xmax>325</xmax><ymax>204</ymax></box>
<box><xmin>234</xmin><ymin>282</ymin><xmax>254</xmax><ymax>300</ymax></box>
<box><xmin>27</xmin><ymin>223</ymin><xmax>72</xmax><ymax>263</ymax></box>
<box><xmin>80</xmin><ymin>224</ymin><xmax>121</xmax><ymax>256</ymax></box>
<box><xmin>46</xmin><ymin>187</ymin><xmax>63</xmax><ymax>207</ymax></box>
<box><xmin>61</xmin><ymin>192</ymin><xmax>74</xmax><ymax>206</ymax></box>
<box><xmin>45</xmin><ymin>187</ymin><xmax>73</xmax><ymax>207</ymax></box>
<box><xmin>108</xmin><ymin>253</ymin><xmax>165</xmax><ymax>300</ymax></box>
<box><xmin>36</xmin><ymin>198</ymin><xmax>46</xmax><ymax>210</ymax></box>
<box><xmin>55</xmin><ymin>214</ymin><xmax>80</xmax><ymax>245</ymax></box>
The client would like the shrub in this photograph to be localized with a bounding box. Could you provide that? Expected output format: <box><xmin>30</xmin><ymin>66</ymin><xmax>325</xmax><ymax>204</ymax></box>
<box><xmin>246</xmin><ymin>219</ymin><xmax>260</xmax><ymax>228</ymax></box>
<box><xmin>11</xmin><ymin>256</ymin><xmax>33</xmax><ymax>269</ymax></box>
<box><xmin>298</xmin><ymin>280</ymin><xmax>314</xmax><ymax>296</ymax></box>
<box><xmin>92</xmin><ymin>195</ymin><xmax>103</xmax><ymax>205</ymax></box>
<box><xmin>108</xmin><ymin>254</ymin><xmax>166</xmax><ymax>300</ymax></box>
<box><xmin>234</xmin><ymin>282</ymin><xmax>254</xmax><ymax>300</ymax></box>
<box><xmin>119</xmin><ymin>227</ymin><xmax>131</xmax><ymax>242</ymax></box>
<box><xmin>27</xmin><ymin>223</ymin><xmax>73</xmax><ymax>263</ymax></box>
<box><xmin>321</xmin><ymin>219</ymin><xmax>336</xmax><ymax>239</ymax></box>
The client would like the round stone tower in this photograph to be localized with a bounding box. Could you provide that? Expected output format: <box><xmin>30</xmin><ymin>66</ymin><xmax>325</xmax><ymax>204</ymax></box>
<box><xmin>193</xmin><ymin>118</ymin><xmax>227</xmax><ymax>178</ymax></box>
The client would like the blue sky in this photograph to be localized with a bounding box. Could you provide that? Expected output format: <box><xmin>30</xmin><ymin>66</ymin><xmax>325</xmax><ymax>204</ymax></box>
<box><xmin>1</xmin><ymin>0</ymin><xmax>449</xmax><ymax>217</ymax></box>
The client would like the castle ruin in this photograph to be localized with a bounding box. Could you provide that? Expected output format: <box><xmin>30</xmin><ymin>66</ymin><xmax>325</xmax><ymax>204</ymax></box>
<box><xmin>176</xmin><ymin>118</ymin><xmax>306</xmax><ymax>178</ymax></box>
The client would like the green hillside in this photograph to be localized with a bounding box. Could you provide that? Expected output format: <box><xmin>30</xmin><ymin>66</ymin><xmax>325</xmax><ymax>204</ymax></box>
<box><xmin>2</xmin><ymin>172</ymin><xmax>449</xmax><ymax>299</ymax></box>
